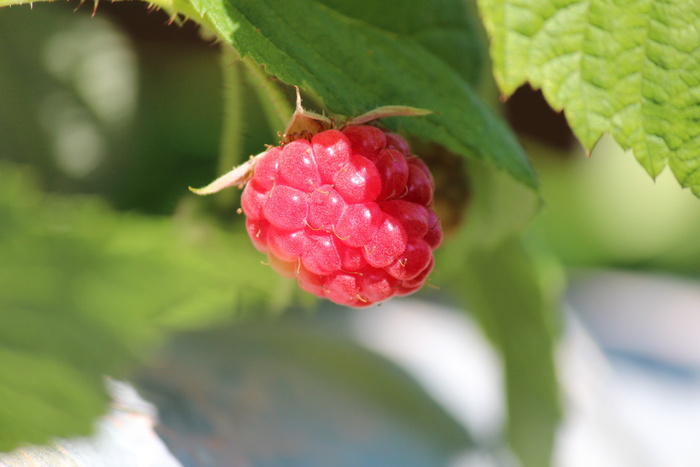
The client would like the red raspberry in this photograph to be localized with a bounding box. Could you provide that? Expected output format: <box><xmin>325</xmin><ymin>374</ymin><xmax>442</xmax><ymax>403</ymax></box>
<box><xmin>240</xmin><ymin>125</ymin><xmax>442</xmax><ymax>307</ymax></box>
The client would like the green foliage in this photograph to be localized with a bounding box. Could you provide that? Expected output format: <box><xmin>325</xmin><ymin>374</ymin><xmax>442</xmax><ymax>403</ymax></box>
<box><xmin>183</xmin><ymin>0</ymin><xmax>538</xmax><ymax>188</ymax></box>
<box><xmin>6</xmin><ymin>0</ymin><xmax>673</xmax><ymax>465</ymax></box>
<box><xmin>478</xmin><ymin>0</ymin><xmax>700</xmax><ymax>195</ymax></box>
<box><xmin>0</xmin><ymin>165</ymin><xmax>279</xmax><ymax>449</ymax></box>
<box><xmin>532</xmin><ymin>135</ymin><xmax>700</xmax><ymax>272</ymax></box>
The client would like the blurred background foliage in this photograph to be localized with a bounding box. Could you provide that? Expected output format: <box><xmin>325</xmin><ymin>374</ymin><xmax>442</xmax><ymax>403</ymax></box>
<box><xmin>2</xmin><ymin>1</ymin><xmax>700</xmax><ymax>466</ymax></box>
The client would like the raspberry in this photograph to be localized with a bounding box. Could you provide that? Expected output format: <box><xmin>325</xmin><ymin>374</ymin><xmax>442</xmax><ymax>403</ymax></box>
<box><xmin>240</xmin><ymin>125</ymin><xmax>442</xmax><ymax>307</ymax></box>
<box><xmin>191</xmin><ymin>97</ymin><xmax>441</xmax><ymax>307</ymax></box>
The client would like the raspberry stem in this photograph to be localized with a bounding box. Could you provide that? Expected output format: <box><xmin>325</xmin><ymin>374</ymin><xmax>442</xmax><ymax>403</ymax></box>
<box><xmin>216</xmin><ymin>44</ymin><xmax>245</xmax><ymax>208</ymax></box>
<box><xmin>242</xmin><ymin>56</ymin><xmax>292</xmax><ymax>135</ymax></box>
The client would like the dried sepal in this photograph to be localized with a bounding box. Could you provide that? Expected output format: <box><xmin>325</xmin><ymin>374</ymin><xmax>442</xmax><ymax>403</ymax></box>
<box><xmin>344</xmin><ymin>106</ymin><xmax>433</xmax><ymax>127</ymax></box>
<box><xmin>189</xmin><ymin>151</ymin><xmax>266</xmax><ymax>195</ymax></box>
<box><xmin>283</xmin><ymin>87</ymin><xmax>333</xmax><ymax>143</ymax></box>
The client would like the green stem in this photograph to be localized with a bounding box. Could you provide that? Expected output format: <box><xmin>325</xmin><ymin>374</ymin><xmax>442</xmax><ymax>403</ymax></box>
<box><xmin>216</xmin><ymin>43</ymin><xmax>244</xmax><ymax>209</ymax></box>
<box><xmin>218</xmin><ymin>44</ymin><xmax>244</xmax><ymax>172</ymax></box>
<box><xmin>242</xmin><ymin>56</ymin><xmax>292</xmax><ymax>136</ymax></box>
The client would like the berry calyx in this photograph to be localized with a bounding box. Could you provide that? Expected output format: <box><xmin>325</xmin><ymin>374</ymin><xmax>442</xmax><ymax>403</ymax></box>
<box><xmin>191</xmin><ymin>91</ymin><xmax>441</xmax><ymax>307</ymax></box>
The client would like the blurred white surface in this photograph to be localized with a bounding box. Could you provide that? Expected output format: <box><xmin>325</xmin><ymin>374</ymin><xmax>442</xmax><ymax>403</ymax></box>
<box><xmin>568</xmin><ymin>271</ymin><xmax>700</xmax><ymax>369</ymax></box>
<box><xmin>562</xmin><ymin>271</ymin><xmax>700</xmax><ymax>467</ymax></box>
<box><xmin>350</xmin><ymin>300</ymin><xmax>505</xmax><ymax>445</ymax></box>
<box><xmin>0</xmin><ymin>380</ymin><xmax>183</xmax><ymax>467</ymax></box>
<box><xmin>350</xmin><ymin>300</ymin><xmax>509</xmax><ymax>467</ymax></box>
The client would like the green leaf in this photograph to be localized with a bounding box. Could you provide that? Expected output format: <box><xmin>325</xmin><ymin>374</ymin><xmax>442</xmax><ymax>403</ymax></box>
<box><xmin>307</xmin><ymin>0</ymin><xmax>486</xmax><ymax>87</ymax></box>
<box><xmin>461</xmin><ymin>237</ymin><xmax>560</xmax><ymax>467</ymax></box>
<box><xmin>434</xmin><ymin>159</ymin><xmax>557</xmax><ymax>467</ymax></box>
<box><xmin>478</xmin><ymin>0</ymin><xmax>700</xmax><ymax>195</ymax></box>
<box><xmin>181</xmin><ymin>0</ymin><xmax>537</xmax><ymax>188</ymax></box>
<box><xmin>137</xmin><ymin>316</ymin><xmax>474</xmax><ymax>466</ymax></box>
<box><xmin>0</xmin><ymin>349</ymin><xmax>109</xmax><ymax>451</ymax></box>
<box><xmin>0</xmin><ymin>164</ymin><xmax>279</xmax><ymax>451</ymax></box>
